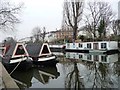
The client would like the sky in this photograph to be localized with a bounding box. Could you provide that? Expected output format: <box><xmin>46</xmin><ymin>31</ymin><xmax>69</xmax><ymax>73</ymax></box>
<box><xmin>0</xmin><ymin>0</ymin><xmax>119</xmax><ymax>42</ymax></box>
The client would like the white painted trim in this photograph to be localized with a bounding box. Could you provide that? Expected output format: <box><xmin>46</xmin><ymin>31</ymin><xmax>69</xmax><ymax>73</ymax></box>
<box><xmin>12</xmin><ymin>43</ymin><xmax>29</xmax><ymax>58</ymax></box>
<box><xmin>38</xmin><ymin>56</ymin><xmax>56</xmax><ymax>61</ymax></box>
<box><xmin>10</xmin><ymin>57</ymin><xmax>32</xmax><ymax>64</ymax></box>
<box><xmin>39</xmin><ymin>43</ymin><xmax>52</xmax><ymax>56</ymax></box>
<box><xmin>10</xmin><ymin>57</ymin><xmax>27</xmax><ymax>64</ymax></box>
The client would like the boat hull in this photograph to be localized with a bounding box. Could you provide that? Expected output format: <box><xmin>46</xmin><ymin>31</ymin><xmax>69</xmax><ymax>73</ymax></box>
<box><xmin>32</xmin><ymin>55</ymin><xmax>58</xmax><ymax>66</ymax></box>
<box><xmin>65</xmin><ymin>49</ymin><xmax>89</xmax><ymax>53</ymax></box>
<box><xmin>2</xmin><ymin>58</ymin><xmax>33</xmax><ymax>72</ymax></box>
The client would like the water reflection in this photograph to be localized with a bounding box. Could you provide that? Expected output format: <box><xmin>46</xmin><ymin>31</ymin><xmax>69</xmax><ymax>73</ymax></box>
<box><xmin>7</xmin><ymin>52</ymin><xmax>119</xmax><ymax>89</ymax></box>
<box><xmin>64</xmin><ymin>52</ymin><xmax>119</xmax><ymax>88</ymax></box>
<box><xmin>65</xmin><ymin>62</ymin><xmax>85</xmax><ymax>89</ymax></box>
<box><xmin>11</xmin><ymin>69</ymin><xmax>33</xmax><ymax>88</ymax></box>
<box><xmin>33</xmin><ymin>66</ymin><xmax>60</xmax><ymax>84</ymax></box>
<box><xmin>10</xmin><ymin>64</ymin><xmax>60</xmax><ymax>89</ymax></box>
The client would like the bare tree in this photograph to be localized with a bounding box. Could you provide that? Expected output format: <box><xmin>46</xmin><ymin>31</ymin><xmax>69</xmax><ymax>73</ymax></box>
<box><xmin>84</xmin><ymin>2</ymin><xmax>115</xmax><ymax>40</ymax></box>
<box><xmin>62</xmin><ymin>0</ymin><xmax>84</xmax><ymax>42</ymax></box>
<box><xmin>32</xmin><ymin>26</ymin><xmax>42</xmax><ymax>42</ymax></box>
<box><xmin>42</xmin><ymin>27</ymin><xmax>46</xmax><ymax>43</ymax></box>
<box><xmin>32</xmin><ymin>26</ymin><xmax>47</xmax><ymax>43</ymax></box>
<box><xmin>111</xmin><ymin>20</ymin><xmax>119</xmax><ymax>36</ymax></box>
<box><xmin>0</xmin><ymin>0</ymin><xmax>23</xmax><ymax>31</ymax></box>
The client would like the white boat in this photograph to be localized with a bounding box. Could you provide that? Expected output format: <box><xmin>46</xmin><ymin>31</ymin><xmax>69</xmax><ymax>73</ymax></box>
<box><xmin>65</xmin><ymin>41</ymin><xmax>120</xmax><ymax>54</ymax></box>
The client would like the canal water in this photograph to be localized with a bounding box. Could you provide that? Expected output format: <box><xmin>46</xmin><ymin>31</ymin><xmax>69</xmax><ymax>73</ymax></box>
<box><xmin>8</xmin><ymin>52</ymin><xmax>120</xmax><ymax>89</ymax></box>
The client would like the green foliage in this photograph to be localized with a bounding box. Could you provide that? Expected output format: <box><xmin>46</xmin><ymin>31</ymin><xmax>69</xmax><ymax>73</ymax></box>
<box><xmin>78</xmin><ymin>35</ymin><xmax>85</xmax><ymax>41</ymax></box>
<box><xmin>98</xmin><ymin>18</ymin><xmax>105</xmax><ymax>38</ymax></box>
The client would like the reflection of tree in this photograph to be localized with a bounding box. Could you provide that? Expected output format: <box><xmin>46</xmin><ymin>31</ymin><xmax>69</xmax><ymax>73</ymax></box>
<box><xmin>65</xmin><ymin>62</ymin><xmax>84</xmax><ymax>89</ymax></box>
<box><xmin>98</xmin><ymin>63</ymin><xmax>108</xmax><ymax>80</ymax></box>
<box><xmin>85</xmin><ymin>61</ymin><xmax>118</xmax><ymax>88</ymax></box>
<box><xmin>113</xmin><ymin>54</ymin><xmax>120</xmax><ymax>76</ymax></box>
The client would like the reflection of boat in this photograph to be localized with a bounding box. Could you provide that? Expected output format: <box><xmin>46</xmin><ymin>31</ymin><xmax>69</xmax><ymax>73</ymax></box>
<box><xmin>2</xmin><ymin>42</ymin><xmax>32</xmax><ymax>70</ymax></box>
<box><xmin>33</xmin><ymin>65</ymin><xmax>60</xmax><ymax>84</ymax></box>
<box><xmin>26</xmin><ymin>42</ymin><xmax>57</xmax><ymax>65</ymax></box>
<box><xmin>11</xmin><ymin>69</ymin><xmax>34</xmax><ymax>88</ymax></box>
<box><xmin>66</xmin><ymin>52</ymin><xmax>118</xmax><ymax>63</ymax></box>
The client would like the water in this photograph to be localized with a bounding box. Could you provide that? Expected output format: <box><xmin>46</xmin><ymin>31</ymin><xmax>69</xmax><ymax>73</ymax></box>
<box><xmin>9</xmin><ymin>52</ymin><xmax>120</xmax><ymax>89</ymax></box>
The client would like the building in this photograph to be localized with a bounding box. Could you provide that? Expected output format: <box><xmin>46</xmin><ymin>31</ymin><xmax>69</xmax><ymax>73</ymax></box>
<box><xmin>55</xmin><ymin>29</ymin><xmax>73</xmax><ymax>40</ymax></box>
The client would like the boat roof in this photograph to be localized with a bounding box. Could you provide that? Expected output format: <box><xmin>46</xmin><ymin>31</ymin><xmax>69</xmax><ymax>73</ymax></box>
<box><xmin>26</xmin><ymin>42</ymin><xmax>42</xmax><ymax>57</ymax></box>
<box><xmin>4</xmin><ymin>42</ymin><xmax>29</xmax><ymax>59</ymax></box>
<box><xmin>26</xmin><ymin>42</ymin><xmax>52</xmax><ymax>57</ymax></box>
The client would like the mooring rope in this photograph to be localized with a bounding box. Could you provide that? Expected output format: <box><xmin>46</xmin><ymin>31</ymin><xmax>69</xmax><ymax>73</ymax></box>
<box><xmin>10</xmin><ymin>56</ymin><xmax>24</xmax><ymax>75</ymax></box>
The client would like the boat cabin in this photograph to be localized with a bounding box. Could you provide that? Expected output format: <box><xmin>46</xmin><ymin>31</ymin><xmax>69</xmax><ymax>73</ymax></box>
<box><xmin>65</xmin><ymin>41</ymin><xmax>119</xmax><ymax>54</ymax></box>
<box><xmin>2</xmin><ymin>42</ymin><xmax>30</xmax><ymax>64</ymax></box>
<box><xmin>26</xmin><ymin>43</ymin><xmax>56</xmax><ymax>62</ymax></box>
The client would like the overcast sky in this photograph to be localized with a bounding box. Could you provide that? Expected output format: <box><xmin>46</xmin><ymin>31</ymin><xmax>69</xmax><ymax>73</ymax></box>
<box><xmin>0</xmin><ymin>0</ymin><xmax>119</xmax><ymax>41</ymax></box>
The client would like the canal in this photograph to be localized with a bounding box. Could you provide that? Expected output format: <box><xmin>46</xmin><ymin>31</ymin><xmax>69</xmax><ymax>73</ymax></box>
<box><xmin>7</xmin><ymin>52</ymin><xmax>120</xmax><ymax>89</ymax></box>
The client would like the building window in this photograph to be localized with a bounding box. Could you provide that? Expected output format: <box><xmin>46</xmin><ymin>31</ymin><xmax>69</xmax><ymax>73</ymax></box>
<box><xmin>101</xmin><ymin>43</ymin><xmax>107</xmax><ymax>49</ymax></box>
<box><xmin>79</xmin><ymin>43</ymin><xmax>83</xmax><ymax>48</ymax></box>
<box><xmin>87</xmin><ymin>43</ymin><xmax>91</xmax><ymax>49</ymax></box>
<box><xmin>87</xmin><ymin>55</ymin><xmax>92</xmax><ymax>60</ymax></box>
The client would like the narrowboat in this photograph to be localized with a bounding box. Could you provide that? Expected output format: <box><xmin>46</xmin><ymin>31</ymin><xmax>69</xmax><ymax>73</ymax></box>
<box><xmin>2</xmin><ymin>42</ymin><xmax>32</xmax><ymax>71</ymax></box>
<box><xmin>26</xmin><ymin>42</ymin><xmax>57</xmax><ymax>65</ymax></box>
<box><xmin>65</xmin><ymin>41</ymin><xmax>120</xmax><ymax>54</ymax></box>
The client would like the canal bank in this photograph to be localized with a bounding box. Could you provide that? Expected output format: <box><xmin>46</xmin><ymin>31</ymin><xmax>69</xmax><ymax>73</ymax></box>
<box><xmin>0</xmin><ymin>62</ymin><xmax>19</xmax><ymax>89</ymax></box>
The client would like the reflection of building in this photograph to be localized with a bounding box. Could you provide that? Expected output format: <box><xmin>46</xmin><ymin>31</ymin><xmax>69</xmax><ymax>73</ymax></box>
<box><xmin>66</xmin><ymin>52</ymin><xmax>118</xmax><ymax>63</ymax></box>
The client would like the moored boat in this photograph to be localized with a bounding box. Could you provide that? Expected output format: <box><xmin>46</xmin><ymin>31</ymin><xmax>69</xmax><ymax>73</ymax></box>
<box><xmin>26</xmin><ymin>42</ymin><xmax>58</xmax><ymax>66</ymax></box>
<box><xmin>65</xmin><ymin>41</ymin><xmax>120</xmax><ymax>54</ymax></box>
<box><xmin>2</xmin><ymin>42</ymin><xmax>32</xmax><ymax>71</ymax></box>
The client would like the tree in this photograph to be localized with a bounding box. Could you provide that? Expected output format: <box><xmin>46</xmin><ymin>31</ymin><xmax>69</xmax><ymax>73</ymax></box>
<box><xmin>97</xmin><ymin>18</ymin><xmax>105</xmax><ymax>39</ymax></box>
<box><xmin>111</xmin><ymin>20</ymin><xmax>120</xmax><ymax>36</ymax></box>
<box><xmin>32</xmin><ymin>26</ymin><xmax>42</xmax><ymax>42</ymax></box>
<box><xmin>62</xmin><ymin>0</ymin><xmax>84</xmax><ymax>42</ymax></box>
<box><xmin>42</xmin><ymin>27</ymin><xmax>46</xmax><ymax>43</ymax></box>
<box><xmin>84</xmin><ymin>2</ymin><xmax>115</xmax><ymax>40</ymax></box>
<box><xmin>31</xmin><ymin>26</ymin><xmax>47</xmax><ymax>43</ymax></box>
<box><xmin>0</xmin><ymin>0</ymin><xmax>23</xmax><ymax>31</ymax></box>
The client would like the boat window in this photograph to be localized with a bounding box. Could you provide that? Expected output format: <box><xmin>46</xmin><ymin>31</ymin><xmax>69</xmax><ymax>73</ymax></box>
<box><xmin>101</xmin><ymin>43</ymin><xmax>107</xmax><ymax>49</ymax></box>
<box><xmin>101</xmin><ymin>56</ymin><xmax>107</xmax><ymax>62</ymax></box>
<box><xmin>15</xmin><ymin>45</ymin><xmax>25</xmax><ymax>55</ymax></box>
<box><xmin>87</xmin><ymin>43</ymin><xmax>91</xmax><ymax>49</ymax></box>
<box><xmin>67</xmin><ymin>43</ymin><xmax>70</xmax><ymax>48</ymax></box>
<box><xmin>94</xmin><ymin>55</ymin><xmax>99</xmax><ymax>61</ymax></box>
<box><xmin>73</xmin><ymin>43</ymin><xmax>75</xmax><ymax>48</ymax></box>
<box><xmin>79</xmin><ymin>43</ymin><xmax>83</xmax><ymax>48</ymax></box>
<box><xmin>41</xmin><ymin>45</ymin><xmax>49</xmax><ymax>54</ymax></box>
<box><xmin>79</xmin><ymin>55</ymin><xmax>83</xmax><ymax>59</ymax></box>
<box><xmin>87</xmin><ymin>55</ymin><xmax>92</xmax><ymax>60</ymax></box>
